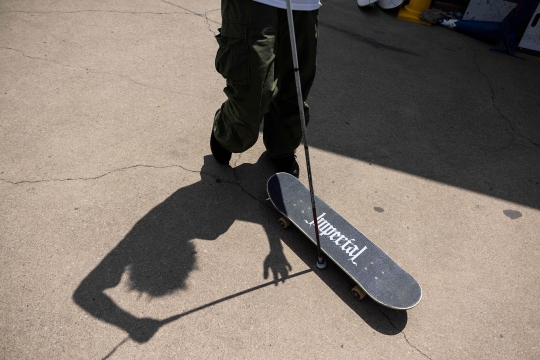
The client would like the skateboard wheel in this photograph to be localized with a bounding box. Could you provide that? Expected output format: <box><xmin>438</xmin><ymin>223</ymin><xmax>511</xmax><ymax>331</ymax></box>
<box><xmin>279</xmin><ymin>217</ymin><xmax>291</xmax><ymax>229</ymax></box>
<box><xmin>351</xmin><ymin>285</ymin><xmax>367</xmax><ymax>301</ymax></box>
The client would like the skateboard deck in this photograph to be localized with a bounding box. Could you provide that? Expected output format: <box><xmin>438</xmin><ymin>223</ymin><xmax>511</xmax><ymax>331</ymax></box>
<box><xmin>267</xmin><ymin>172</ymin><xmax>422</xmax><ymax>310</ymax></box>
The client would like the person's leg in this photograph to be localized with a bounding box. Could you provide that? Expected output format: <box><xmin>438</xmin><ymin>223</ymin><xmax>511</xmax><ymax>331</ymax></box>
<box><xmin>211</xmin><ymin>0</ymin><xmax>281</xmax><ymax>164</ymax></box>
<box><xmin>263</xmin><ymin>8</ymin><xmax>319</xmax><ymax>174</ymax></box>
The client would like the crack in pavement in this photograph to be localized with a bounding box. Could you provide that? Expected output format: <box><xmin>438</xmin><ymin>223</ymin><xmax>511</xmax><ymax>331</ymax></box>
<box><xmin>0</xmin><ymin>164</ymin><xmax>205</xmax><ymax>185</ymax></box>
<box><xmin>0</xmin><ymin>10</ymin><xmax>187</xmax><ymax>15</ymax></box>
<box><xmin>360</xmin><ymin>141</ymin><xmax>518</xmax><ymax>163</ymax></box>
<box><xmin>0</xmin><ymin>3</ymin><xmax>221</xmax><ymax>95</ymax></box>
<box><xmin>230</xmin><ymin>154</ymin><xmax>273</xmax><ymax>209</ymax></box>
<box><xmin>0</xmin><ymin>162</ymin><xmax>266</xmax><ymax>208</ymax></box>
<box><xmin>159</xmin><ymin>0</ymin><xmax>220</xmax><ymax>24</ymax></box>
<box><xmin>0</xmin><ymin>46</ymin><xmax>215</xmax><ymax>100</ymax></box>
<box><xmin>318</xmin><ymin>21</ymin><xmax>419</xmax><ymax>56</ymax></box>
<box><xmin>402</xmin><ymin>331</ymin><xmax>432</xmax><ymax>359</ymax></box>
<box><xmin>204</xmin><ymin>8</ymin><xmax>221</xmax><ymax>36</ymax></box>
<box><xmin>471</xmin><ymin>52</ymin><xmax>515</xmax><ymax>150</ymax></box>
<box><xmin>0</xmin><ymin>3</ymin><xmax>221</xmax><ymax>29</ymax></box>
<box><xmin>467</xmin><ymin>42</ymin><xmax>539</xmax><ymax>150</ymax></box>
<box><xmin>376</xmin><ymin>306</ymin><xmax>432</xmax><ymax>359</ymax></box>
<box><xmin>0</xmin><ymin>1</ymin><xmax>220</xmax><ymax>20</ymax></box>
<box><xmin>159</xmin><ymin>1</ymin><xmax>221</xmax><ymax>35</ymax></box>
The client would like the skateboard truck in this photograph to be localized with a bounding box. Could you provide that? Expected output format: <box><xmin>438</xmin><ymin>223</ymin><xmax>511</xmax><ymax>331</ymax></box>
<box><xmin>285</xmin><ymin>0</ymin><xmax>327</xmax><ymax>270</ymax></box>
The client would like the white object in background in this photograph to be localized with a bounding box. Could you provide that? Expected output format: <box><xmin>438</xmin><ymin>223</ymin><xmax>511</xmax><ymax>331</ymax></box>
<box><xmin>377</xmin><ymin>0</ymin><xmax>404</xmax><ymax>10</ymax></box>
<box><xmin>518</xmin><ymin>3</ymin><xmax>540</xmax><ymax>53</ymax></box>
<box><xmin>463</xmin><ymin>0</ymin><xmax>516</xmax><ymax>21</ymax></box>
<box><xmin>357</xmin><ymin>0</ymin><xmax>377</xmax><ymax>7</ymax></box>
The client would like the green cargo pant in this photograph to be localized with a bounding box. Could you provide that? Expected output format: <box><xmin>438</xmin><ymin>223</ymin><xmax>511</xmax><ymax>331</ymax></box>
<box><xmin>213</xmin><ymin>0</ymin><xmax>319</xmax><ymax>159</ymax></box>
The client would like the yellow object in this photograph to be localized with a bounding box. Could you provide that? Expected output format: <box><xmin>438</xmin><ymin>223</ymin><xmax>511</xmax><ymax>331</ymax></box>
<box><xmin>398</xmin><ymin>0</ymin><xmax>432</xmax><ymax>25</ymax></box>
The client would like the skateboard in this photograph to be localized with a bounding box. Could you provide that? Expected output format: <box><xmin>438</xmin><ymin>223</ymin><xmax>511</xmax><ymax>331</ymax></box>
<box><xmin>267</xmin><ymin>172</ymin><xmax>422</xmax><ymax>310</ymax></box>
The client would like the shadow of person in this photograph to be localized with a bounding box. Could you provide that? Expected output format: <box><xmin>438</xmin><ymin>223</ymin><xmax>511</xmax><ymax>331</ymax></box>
<box><xmin>73</xmin><ymin>155</ymin><xmax>291</xmax><ymax>343</ymax></box>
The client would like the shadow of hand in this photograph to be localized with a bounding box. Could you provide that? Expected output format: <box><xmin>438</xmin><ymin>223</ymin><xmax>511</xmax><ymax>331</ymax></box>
<box><xmin>263</xmin><ymin>249</ymin><xmax>292</xmax><ymax>284</ymax></box>
<box><xmin>128</xmin><ymin>317</ymin><xmax>163</xmax><ymax>344</ymax></box>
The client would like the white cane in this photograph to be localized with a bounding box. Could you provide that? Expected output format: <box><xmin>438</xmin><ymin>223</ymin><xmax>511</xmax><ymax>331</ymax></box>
<box><xmin>284</xmin><ymin>0</ymin><xmax>326</xmax><ymax>269</ymax></box>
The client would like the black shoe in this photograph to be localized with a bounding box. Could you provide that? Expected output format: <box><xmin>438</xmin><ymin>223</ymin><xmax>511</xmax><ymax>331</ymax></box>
<box><xmin>273</xmin><ymin>155</ymin><xmax>299</xmax><ymax>178</ymax></box>
<box><xmin>210</xmin><ymin>131</ymin><xmax>232</xmax><ymax>165</ymax></box>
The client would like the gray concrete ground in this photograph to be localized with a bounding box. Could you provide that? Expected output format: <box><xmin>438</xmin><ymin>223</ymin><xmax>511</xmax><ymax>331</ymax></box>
<box><xmin>1</xmin><ymin>0</ymin><xmax>539</xmax><ymax>359</ymax></box>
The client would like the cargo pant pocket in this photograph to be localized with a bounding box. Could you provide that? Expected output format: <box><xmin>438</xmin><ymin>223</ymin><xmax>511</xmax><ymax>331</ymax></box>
<box><xmin>215</xmin><ymin>21</ymin><xmax>249</xmax><ymax>86</ymax></box>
